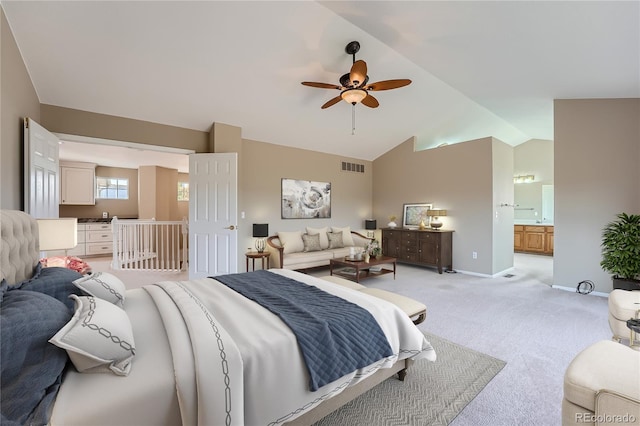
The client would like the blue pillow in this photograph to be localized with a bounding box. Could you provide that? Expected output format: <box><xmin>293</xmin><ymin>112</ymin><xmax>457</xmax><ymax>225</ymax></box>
<box><xmin>1</xmin><ymin>289</ymin><xmax>71</xmax><ymax>426</ymax></box>
<box><xmin>14</xmin><ymin>264</ymin><xmax>86</xmax><ymax>311</ymax></box>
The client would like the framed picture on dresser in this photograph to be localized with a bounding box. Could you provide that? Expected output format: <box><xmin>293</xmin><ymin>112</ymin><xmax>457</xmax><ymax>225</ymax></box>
<box><xmin>402</xmin><ymin>203</ymin><xmax>432</xmax><ymax>229</ymax></box>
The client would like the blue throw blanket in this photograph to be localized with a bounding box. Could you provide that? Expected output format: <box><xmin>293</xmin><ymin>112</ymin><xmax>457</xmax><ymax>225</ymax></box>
<box><xmin>214</xmin><ymin>270</ymin><xmax>393</xmax><ymax>391</ymax></box>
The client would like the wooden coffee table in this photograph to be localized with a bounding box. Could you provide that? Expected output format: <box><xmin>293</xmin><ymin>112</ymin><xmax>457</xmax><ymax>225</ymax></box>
<box><xmin>330</xmin><ymin>255</ymin><xmax>397</xmax><ymax>283</ymax></box>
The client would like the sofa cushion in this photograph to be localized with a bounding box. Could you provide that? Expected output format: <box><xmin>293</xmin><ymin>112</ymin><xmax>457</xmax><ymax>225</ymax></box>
<box><xmin>282</xmin><ymin>251</ymin><xmax>334</xmax><ymax>268</ymax></box>
<box><xmin>306</xmin><ymin>226</ymin><xmax>329</xmax><ymax>249</ymax></box>
<box><xmin>332</xmin><ymin>226</ymin><xmax>355</xmax><ymax>246</ymax></box>
<box><xmin>278</xmin><ymin>231</ymin><xmax>304</xmax><ymax>254</ymax></box>
<box><xmin>563</xmin><ymin>340</ymin><xmax>640</xmax><ymax>412</ymax></box>
<box><xmin>328</xmin><ymin>232</ymin><xmax>344</xmax><ymax>249</ymax></box>
<box><xmin>608</xmin><ymin>289</ymin><xmax>640</xmax><ymax>320</ymax></box>
<box><xmin>302</xmin><ymin>233</ymin><xmax>322</xmax><ymax>252</ymax></box>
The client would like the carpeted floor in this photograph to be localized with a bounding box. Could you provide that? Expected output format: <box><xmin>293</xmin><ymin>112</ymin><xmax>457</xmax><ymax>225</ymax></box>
<box><xmin>313</xmin><ymin>333</ymin><xmax>506</xmax><ymax>426</ymax></box>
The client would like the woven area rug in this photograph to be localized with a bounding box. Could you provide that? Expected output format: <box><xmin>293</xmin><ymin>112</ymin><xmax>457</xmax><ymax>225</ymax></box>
<box><xmin>313</xmin><ymin>333</ymin><xmax>506</xmax><ymax>426</ymax></box>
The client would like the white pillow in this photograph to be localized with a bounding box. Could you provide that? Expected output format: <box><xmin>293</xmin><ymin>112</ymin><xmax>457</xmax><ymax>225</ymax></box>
<box><xmin>306</xmin><ymin>226</ymin><xmax>329</xmax><ymax>249</ymax></box>
<box><xmin>73</xmin><ymin>272</ymin><xmax>126</xmax><ymax>308</ymax></box>
<box><xmin>277</xmin><ymin>231</ymin><xmax>304</xmax><ymax>254</ymax></box>
<box><xmin>331</xmin><ymin>226</ymin><xmax>355</xmax><ymax>247</ymax></box>
<box><xmin>49</xmin><ymin>295</ymin><xmax>136</xmax><ymax>376</ymax></box>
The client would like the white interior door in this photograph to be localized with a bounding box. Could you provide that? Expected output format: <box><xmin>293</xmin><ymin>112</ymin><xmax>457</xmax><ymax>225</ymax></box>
<box><xmin>24</xmin><ymin>118</ymin><xmax>59</xmax><ymax>218</ymax></box>
<box><xmin>189</xmin><ymin>153</ymin><xmax>238</xmax><ymax>279</ymax></box>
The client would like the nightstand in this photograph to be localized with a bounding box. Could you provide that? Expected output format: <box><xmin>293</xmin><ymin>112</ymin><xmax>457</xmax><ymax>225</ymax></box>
<box><xmin>246</xmin><ymin>251</ymin><xmax>270</xmax><ymax>271</ymax></box>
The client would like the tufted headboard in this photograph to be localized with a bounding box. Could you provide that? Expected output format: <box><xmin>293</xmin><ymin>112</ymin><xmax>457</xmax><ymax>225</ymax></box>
<box><xmin>0</xmin><ymin>210</ymin><xmax>40</xmax><ymax>285</ymax></box>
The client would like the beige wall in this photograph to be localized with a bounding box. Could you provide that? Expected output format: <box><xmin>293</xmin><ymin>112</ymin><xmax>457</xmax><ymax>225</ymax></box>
<box><xmin>373</xmin><ymin>137</ymin><xmax>501</xmax><ymax>275</ymax></box>
<box><xmin>239</xmin><ymin>138</ymin><xmax>373</xmax><ymax>264</ymax></box>
<box><xmin>59</xmin><ymin>166</ymin><xmax>139</xmax><ymax>219</ymax></box>
<box><xmin>554</xmin><ymin>98</ymin><xmax>640</xmax><ymax>293</ymax></box>
<box><xmin>1</xmin><ymin>8</ymin><xmax>41</xmax><ymax>210</ymax></box>
<box><xmin>138</xmin><ymin>166</ymin><xmax>179</xmax><ymax>221</ymax></box>
<box><xmin>41</xmin><ymin>104</ymin><xmax>209</xmax><ymax>154</ymax></box>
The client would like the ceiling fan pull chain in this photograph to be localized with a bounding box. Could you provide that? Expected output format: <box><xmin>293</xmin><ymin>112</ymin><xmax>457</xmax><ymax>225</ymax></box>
<box><xmin>352</xmin><ymin>104</ymin><xmax>356</xmax><ymax>135</ymax></box>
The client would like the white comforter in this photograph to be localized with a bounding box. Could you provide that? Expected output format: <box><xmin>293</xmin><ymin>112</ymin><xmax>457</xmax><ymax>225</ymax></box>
<box><xmin>147</xmin><ymin>269</ymin><xmax>436</xmax><ymax>425</ymax></box>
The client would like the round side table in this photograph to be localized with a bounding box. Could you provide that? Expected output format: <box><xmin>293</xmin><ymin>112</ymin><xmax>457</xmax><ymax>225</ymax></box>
<box><xmin>246</xmin><ymin>251</ymin><xmax>270</xmax><ymax>271</ymax></box>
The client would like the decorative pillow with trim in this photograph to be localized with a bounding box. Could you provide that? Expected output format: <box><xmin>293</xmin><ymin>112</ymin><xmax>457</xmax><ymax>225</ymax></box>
<box><xmin>305</xmin><ymin>226</ymin><xmax>329</xmax><ymax>249</ymax></box>
<box><xmin>327</xmin><ymin>232</ymin><xmax>345</xmax><ymax>249</ymax></box>
<box><xmin>49</xmin><ymin>295</ymin><xmax>136</xmax><ymax>376</ymax></box>
<box><xmin>302</xmin><ymin>233</ymin><xmax>322</xmax><ymax>252</ymax></box>
<box><xmin>331</xmin><ymin>226</ymin><xmax>355</xmax><ymax>246</ymax></box>
<box><xmin>277</xmin><ymin>231</ymin><xmax>304</xmax><ymax>254</ymax></box>
<box><xmin>73</xmin><ymin>272</ymin><xmax>125</xmax><ymax>308</ymax></box>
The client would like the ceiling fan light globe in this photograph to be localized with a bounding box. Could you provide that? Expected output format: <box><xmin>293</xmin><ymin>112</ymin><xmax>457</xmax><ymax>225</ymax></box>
<box><xmin>341</xmin><ymin>88</ymin><xmax>367</xmax><ymax>105</ymax></box>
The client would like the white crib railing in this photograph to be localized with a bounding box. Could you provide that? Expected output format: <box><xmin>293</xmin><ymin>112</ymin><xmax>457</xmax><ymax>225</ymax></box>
<box><xmin>111</xmin><ymin>217</ymin><xmax>188</xmax><ymax>271</ymax></box>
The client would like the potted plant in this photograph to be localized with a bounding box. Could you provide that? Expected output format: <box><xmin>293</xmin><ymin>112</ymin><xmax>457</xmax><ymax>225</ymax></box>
<box><xmin>367</xmin><ymin>239</ymin><xmax>382</xmax><ymax>259</ymax></box>
<box><xmin>601</xmin><ymin>212</ymin><xmax>640</xmax><ymax>291</ymax></box>
<box><xmin>387</xmin><ymin>215</ymin><xmax>397</xmax><ymax>229</ymax></box>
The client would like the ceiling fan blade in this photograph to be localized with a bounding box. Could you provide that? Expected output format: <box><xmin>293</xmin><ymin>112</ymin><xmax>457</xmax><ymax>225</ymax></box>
<box><xmin>301</xmin><ymin>81</ymin><xmax>342</xmax><ymax>90</ymax></box>
<box><xmin>321</xmin><ymin>96</ymin><xmax>343</xmax><ymax>109</ymax></box>
<box><xmin>349</xmin><ymin>60</ymin><xmax>367</xmax><ymax>87</ymax></box>
<box><xmin>364</xmin><ymin>79</ymin><xmax>412</xmax><ymax>91</ymax></box>
<box><xmin>361</xmin><ymin>94</ymin><xmax>379</xmax><ymax>108</ymax></box>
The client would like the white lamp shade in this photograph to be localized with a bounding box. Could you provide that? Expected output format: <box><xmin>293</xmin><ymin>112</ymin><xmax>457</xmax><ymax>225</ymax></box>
<box><xmin>37</xmin><ymin>218</ymin><xmax>78</xmax><ymax>251</ymax></box>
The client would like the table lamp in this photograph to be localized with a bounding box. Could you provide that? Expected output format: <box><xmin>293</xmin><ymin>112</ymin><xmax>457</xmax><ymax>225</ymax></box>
<box><xmin>253</xmin><ymin>223</ymin><xmax>269</xmax><ymax>253</ymax></box>
<box><xmin>427</xmin><ymin>210</ymin><xmax>447</xmax><ymax>230</ymax></box>
<box><xmin>365</xmin><ymin>219</ymin><xmax>377</xmax><ymax>238</ymax></box>
<box><xmin>37</xmin><ymin>218</ymin><xmax>78</xmax><ymax>255</ymax></box>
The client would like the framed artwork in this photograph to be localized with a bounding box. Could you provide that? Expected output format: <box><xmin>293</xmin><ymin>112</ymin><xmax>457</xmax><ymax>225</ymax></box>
<box><xmin>281</xmin><ymin>178</ymin><xmax>331</xmax><ymax>219</ymax></box>
<box><xmin>402</xmin><ymin>203</ymin><xmax>433</xmax><ymax>228</ymax></box>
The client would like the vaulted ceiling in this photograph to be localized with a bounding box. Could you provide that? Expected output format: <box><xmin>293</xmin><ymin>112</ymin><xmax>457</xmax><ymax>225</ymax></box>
<box><xmin>3</xmin><ymin>1</ymin><xmax>638</xmax><ymax>162</ymax></box>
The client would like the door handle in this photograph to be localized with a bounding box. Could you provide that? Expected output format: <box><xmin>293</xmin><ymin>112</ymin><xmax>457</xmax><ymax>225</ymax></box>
<box><xmin>225</xmin><ymin>225</ymin><xmax>236</xmax><ymax>230</ymax></box>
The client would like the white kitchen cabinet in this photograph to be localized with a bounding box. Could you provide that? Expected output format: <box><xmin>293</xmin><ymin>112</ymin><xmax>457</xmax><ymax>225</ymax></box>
<box><xmin>60</xmin><ymin>162</ymin><xmax>96</xmax><ymax>205</ymax></box>
<box><xmin>85</xmin><ymin>223</ymin><xmax>113</xmax><ymax>256</ymax></box>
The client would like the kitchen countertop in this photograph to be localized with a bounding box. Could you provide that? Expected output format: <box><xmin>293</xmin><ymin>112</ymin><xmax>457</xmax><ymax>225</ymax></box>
<box><xmin>76</xmin><ymin>218</ymin><xmax>113</xmax><ymax>223</ymax></box>
<box><xmin>514</xmin><ymin>220</ymin><xmax>554</xmax><ymax>226</ymax></box>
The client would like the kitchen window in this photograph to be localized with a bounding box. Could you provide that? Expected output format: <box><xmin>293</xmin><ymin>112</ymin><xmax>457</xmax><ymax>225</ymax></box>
<box><xmin>96</xmin><ymin>177</ymin><xmax>129</xmax><ymax>200</ymax></box>
<box><xmin>178</xmin><ymin>182</ymin><xmax>189</xmax><ymax>201</ymax></box>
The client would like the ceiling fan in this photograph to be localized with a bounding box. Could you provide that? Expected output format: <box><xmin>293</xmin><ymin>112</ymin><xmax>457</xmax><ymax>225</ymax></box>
<box><xmin>301</xmin><ymin>41</ymin><xmax>411</xmax><ymax>110</ymax></box>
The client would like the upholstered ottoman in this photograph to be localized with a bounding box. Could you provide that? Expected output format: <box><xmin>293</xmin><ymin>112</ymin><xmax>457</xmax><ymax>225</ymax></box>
<box><xmin>608</xmin><ymin>289</ymin><xmax>640</xmax><ymax>347</ymax></box>
<box><xmin>319</xmin><ymin>275</ymin><xmax>427</xmax><ymax>325</ymax></box>
<box><xmin>563</xmin><ymin>340</ymin><xmax>640</xmax><ymax>425</ymax></box>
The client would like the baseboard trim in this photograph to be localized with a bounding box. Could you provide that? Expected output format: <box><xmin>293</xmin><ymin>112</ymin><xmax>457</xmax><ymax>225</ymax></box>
<box><xmin>454</xmin><ymin>269</ymin><xmax>492</xmax><ymax>278</ymax></box>
<box><xmin>552</xmin><ymin>285</ymin><xmax>608</xmax><ymax>297</ymax></box>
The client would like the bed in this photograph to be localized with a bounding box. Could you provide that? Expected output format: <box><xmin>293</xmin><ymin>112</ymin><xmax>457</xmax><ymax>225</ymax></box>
<box><xmin>0</xmin><ymin>210</ymin><xmax>436</xmax><ymax>425</ymax></box>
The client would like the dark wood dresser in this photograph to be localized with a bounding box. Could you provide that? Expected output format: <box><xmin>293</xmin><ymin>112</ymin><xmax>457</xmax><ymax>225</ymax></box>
<box><xmin>382</xmin><ymin>228</ymin><xmax>453</xmax><ymax>274</ymax></box>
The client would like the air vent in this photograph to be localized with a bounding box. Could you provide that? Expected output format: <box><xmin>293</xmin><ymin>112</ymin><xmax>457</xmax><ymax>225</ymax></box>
<box><xmin>341</xmin><ymin>161</ymin><xmax>365</xmax><ymax>173</ymax></box>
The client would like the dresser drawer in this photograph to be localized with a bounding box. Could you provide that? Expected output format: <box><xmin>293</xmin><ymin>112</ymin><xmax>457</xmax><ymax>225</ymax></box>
<box><xmin>86</xmin><ymin>242</ymin><xmax>112</xmax><ymax>256</ymax></box>
<box><xmin>86</xmin><ymin>230</ymin><xmax>112</xmax><ymax>243</ymax></box>
<box><xmin>86</xmin><ymin>223</ymin><xmax>111</xmax><ymax>232</ymax></box>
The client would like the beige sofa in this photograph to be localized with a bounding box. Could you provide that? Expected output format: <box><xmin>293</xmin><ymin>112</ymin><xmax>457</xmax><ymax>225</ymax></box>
<box><xmin>562</xmin><ymin>340</ymin><xmax>640</xmax><ymax>425</ymax></box>
<box><xmin>266</xmin><ymin>226</ymin><xmax>372</xmax><ymax>270</ymax></box>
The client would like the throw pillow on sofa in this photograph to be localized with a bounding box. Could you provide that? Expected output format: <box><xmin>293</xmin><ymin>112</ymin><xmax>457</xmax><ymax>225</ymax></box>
<box><xmin>277</xmin><ymin>231</ymin><xmax>305</xmax><ymax>254</ymax></box>
<box><xmin>331</xmin><ymin>226</ymin><xmax>355</xmax><ymax>246</ymax></box>
<box><xmin>306</xmin><ymin>226</ymin><xmax>329</xmax><ymax>249</ymax></box>
<box><xmin>302</xmin><ymin>234</ymin><xmax>322</xmax><ymax>252</ymax></box>
<box><xmin>327</xmin><ymin>232</ymin><xmax>345</xmax><ymax>249</ymax></box>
